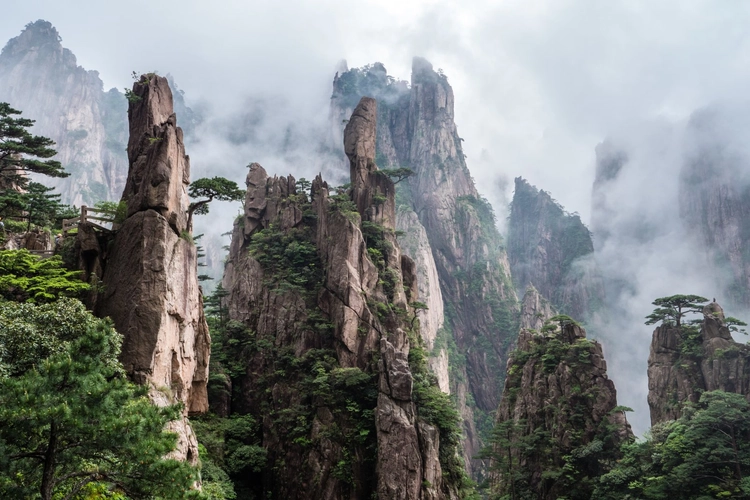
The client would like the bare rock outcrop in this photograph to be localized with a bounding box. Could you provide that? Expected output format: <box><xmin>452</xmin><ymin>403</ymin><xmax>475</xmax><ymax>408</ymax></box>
<box><xmin>331</xmin><ymin>59</ymin><xmax>518</xmax><ymax>475</ymax></box>
<box><xmin>221</xmin><ymin>98</ymin><xmax>464</xmax><ymax>499</ymax></box>
<box><xmin>648</xmin><ymin>300</ymin><xmax>750</xmax><ymax>425</ymax></box>
<box><xmin>491</xmin><ymin>318</ymin><xmax>631</xmax><ymax>499</ymax></box>
<box><xmin>96</xmin><ymin>74</ymin><xmax>210</xmax><ymax>463</ymax></box>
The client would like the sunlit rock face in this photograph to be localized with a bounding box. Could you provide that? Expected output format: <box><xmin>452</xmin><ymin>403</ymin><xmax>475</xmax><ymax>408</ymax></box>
<box><xmin>96</xmin><ymin>74</ymin><xmax>210</xmax><ymax>464</ymax></box>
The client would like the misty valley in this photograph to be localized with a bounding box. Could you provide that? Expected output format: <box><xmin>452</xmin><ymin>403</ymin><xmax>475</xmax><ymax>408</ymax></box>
<box><xmin>3</xmin><ymin>18</ymin><xmax>750</xmax><ymax>500</ymax></box>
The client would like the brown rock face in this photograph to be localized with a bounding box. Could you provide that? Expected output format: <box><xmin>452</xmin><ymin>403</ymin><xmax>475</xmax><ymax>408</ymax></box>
<box><xmin>508</xmin><ymin>177</ymin><xmax>604</xmax><ymax>322</ymax></box>
<box><xmin>221</xmin><ymin>100</ymin><xmax>463</xmax><ymax>499</ymax></box>
<box><xmin>96</xmin><ymin>74</ymin><xmax>210</xmax><ymax>463</ymax></box>
<box><xmin>648</xmin><ymin>300</ymin><xmax>750</xmax><ymax>425</ymax></box>
<box><xmin>492</xmin><ymin>315</ymin><xmax>631</xmax><ymax>499</ymax></box>
<box><xmin>0</xmin><ymin>20</ymin><xmax>128</xmax><ymax>205</ymax></box>
<box><xmin>331</xmin><ymin>58</ymin><xmax>518</xmax><ymax>475</ymax></box>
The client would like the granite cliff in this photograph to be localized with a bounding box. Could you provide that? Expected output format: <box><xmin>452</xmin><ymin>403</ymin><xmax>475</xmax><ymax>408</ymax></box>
<box><xmin>331</xmin><ymin>59</ymin><xmax>519</xmax><ymax>474</ymax></box>
<box><xmin>90</xmin><ymin>74</ymin><xmax>211</xmax><ymax>463</ymax></box>
<box><xmin>0</xmin><ymin>20</ymin><xmax>128</xmax><ymax>205</ymax></box>
<box><xmin>219</xmin><ymin>97</ymin><xmax>468</xmax><ymax>499</ymax></box>
<box><xmin>508</xmin><ymin>177</ymin><xmax>603</xmax><ymax>322</ymax></box>
<box><xmin>648</xmin><ymin>300</ymin><xmax>750</xmax><ymax>425</ymax></box>
<box><xmin>679</xmin><ymin>107</ymin><xmax>750</xmax><ymax>310</ymax></box>
<box><xmin>490</xmin><ymin>287</ymin><xmax>631</xmax><ymax>499</ymax></box>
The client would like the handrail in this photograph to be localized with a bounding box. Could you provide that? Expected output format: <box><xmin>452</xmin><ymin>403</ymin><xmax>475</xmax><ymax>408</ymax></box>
<box><xmin>62</xmin><ymin>205</ymin><xmax>117</xmax><ymax>236</ymax></box>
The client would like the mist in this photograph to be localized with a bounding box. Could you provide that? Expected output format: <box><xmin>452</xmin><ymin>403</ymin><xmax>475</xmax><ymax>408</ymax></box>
<box><xmin>4</xmin><ymin>0</ymin><xmax>750</xmax><ymax>435</ymax></box>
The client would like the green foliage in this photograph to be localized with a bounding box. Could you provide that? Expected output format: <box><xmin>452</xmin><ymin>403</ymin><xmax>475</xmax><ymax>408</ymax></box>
<box><xmin>0</xmin><ymin>102</ymin><xmax>68</xmax><ymax>184</ymax></box>
<box><xmin>645</xmin><ymin>294</ymin><xmax>708</xmax><ymax>327</ymax></box>
<box><xmin>248</xmin><ymin>224</ymin><xmax>321</xmax><ymax>293</ymax></box>
<box><xmin>377</xmin><ymin>167</ymin><xmax>414</xmax><ymax>184</ymax></box>
<box><xmin>0</xmin><ymin>249</ymin><xmax>89</xmax><ymax>302</ymax></box>
<box><xmin>0</xmin><ymin>298</ymin><xmax>119</xmax><ymax>378</ymax></box>
<box><xmin>0</xmin><ymin>181</ymin><xmax>69</xmax><ymax>231</ymax></box>
<box><xmin>596</xmin><ymin>391</ymin><xmax>750</xmax><ymax>500</ymax></box>
<box><xmin>329</xmin><ymin>193</ymin><xmax>359</xmax><ymax>223</ymax></box>
<box><xmin>94</xmin><ymin>200</ymin><xmax>128</xmax><ymax>224</ymax></box>
<box><xmin>188</xmin><ymin>177</ymin><xmax>244</xmax><ymax>225</ymax></box>
<box><xmin>0</xmin><ymin>305</ymin><xmax>202</xmax><ymax>500</ymax></box>
<box><xmin>726</xmin><ymin>316</ymin><xmax>748</xmax><ymax>335</ymax></box>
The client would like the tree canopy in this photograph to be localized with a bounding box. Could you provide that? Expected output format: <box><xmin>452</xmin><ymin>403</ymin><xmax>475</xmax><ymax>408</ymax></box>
<box><xmin>0</xmin><ymin>102</ymin><xmax>67</xmax><ymax>185</ymax></box>
<box><xmin>187</xmin><ymin>176</ymin><xmax>244</xmax><ymax>228</ymax></box>
<box><xmin>0</xmin><ymin>251</ymin><xmax>204</xmax><ymax>499</ymax></box>
<box><xmin>0</xmin><ymin>311</ymin><xmax>202</xmax><ymax>500</ymax></box>
<box><xmin>0</xmin><ymin>249</ymin><xmax>89</xmax><ymax>303</ymax></box>
<box><xmin>596</xmin><ymin>391</ymin><xmax>750</xmax><ymax>499</ymax></box>
<box><xmin>644</xmin><ymin>294</ymin><xmax>708</xmax><ymax>327</ymax></box>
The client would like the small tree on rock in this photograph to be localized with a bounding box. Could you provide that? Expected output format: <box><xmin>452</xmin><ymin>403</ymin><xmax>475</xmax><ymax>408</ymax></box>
<box><xmin>645</xmin><ymin>294</ymin><xmax>708</xmax><ymax>328</ymax></box>
<box><xmin>187</xmin><ymin>176</ymin><xmax>244</xmax><ymax>229</ymax></box>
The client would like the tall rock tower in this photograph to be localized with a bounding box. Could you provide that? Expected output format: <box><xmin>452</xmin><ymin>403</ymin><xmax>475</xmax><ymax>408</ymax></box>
<box><xmin>96</xmin><ymin>74</ymin><xmax>210</xmax><ymax>462</ymax></box>
<box><xmin>220</xmin><ymin>97</ymin><xmax>468</xmax><ymax>499</ymax></box>
<box><xmin>330</xmin><ymin>58</ymin><xmax>519</xmax><ymax>474</ymax></box>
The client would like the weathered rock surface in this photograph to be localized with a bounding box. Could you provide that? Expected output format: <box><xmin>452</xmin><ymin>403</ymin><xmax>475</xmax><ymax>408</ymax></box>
<box><xmin>0</xmin><ymin>20</ymin><xmax>128</xmax><ymax>205</ymax></box>
<box><xmin>96</xmin><ymin>74</ymin><xmax>210</xmax><ymax>463</ymax></box>
<box><xmin>679</xmin><ymin>107</ymin><xmax>750</xmax><ymax>309</ymax></box>
<box><xmin>492</xmin><ymin>314</ymin><xmax>631</xmax><ymax>499</ymax></box>
<box><xmin>508</xmin><ymin>177</ymin><xmax>603</xmax><ymax>321</ymax></box>
<box><xmin>331</xmin><ymin>59</ymin><xmax>519</xmax><ymax>475</ymax></box>
<box><xmin>648</xmin><ymin>300</ymin><xmax>750</xmax><ymax>425</ymax></box>
<box><xmin>221</xmin><ymin>99</ymin><xmax>464</xmax><ymax>499</ymax></box>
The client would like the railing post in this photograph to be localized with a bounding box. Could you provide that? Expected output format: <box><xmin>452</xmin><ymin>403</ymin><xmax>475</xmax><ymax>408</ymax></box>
<box><xmin>81</xmin><ymin>205</ymin><xmax>88</xmax><ymax>225</ymax></box>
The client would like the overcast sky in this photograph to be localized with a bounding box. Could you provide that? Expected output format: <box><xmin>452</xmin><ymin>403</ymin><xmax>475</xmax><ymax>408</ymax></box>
<box><xmin>4</xmin><ymin>0</ymin><xmax>750</xmax><ymax>223</ymax></box>
<box><xmin>4</xmin><ymin>0</ymin><xmax>750</xmax><ymax>434</ymax></box>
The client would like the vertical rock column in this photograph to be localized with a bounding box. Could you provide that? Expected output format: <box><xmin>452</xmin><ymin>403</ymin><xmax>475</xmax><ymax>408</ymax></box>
<box><xmin>97</xmin><ymin>74</ymin><xmax>210</xmax><ymax>463</ymax></box>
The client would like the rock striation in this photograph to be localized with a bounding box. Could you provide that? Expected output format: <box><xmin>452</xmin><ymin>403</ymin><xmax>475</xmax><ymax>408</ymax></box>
<box><xmin>95</xmin><ymin>74</ymin><xmax>210</xmax><ymax>463</ymax></box>
<box><xmin>0</xmin><ymin>20</ymin><xmax>129</xmax><ymax>205</ymax></box>
<box><xmin>331</xmin><ymin>58</ymin><xmax>519</xmax><ymax>475</ymax></box>
<box><xmin>221</xmin><ymin>98</ymin><xmax>465</xmax><ymax>499</ymax></box>
<box><xmin>491</xmin><ymin>294</ymin><xmax>631</xmax><ymax>499</ymax></box>
<box><xmin>648</xmin><ymin>300</ymin><xmax>750</xmax><ymax>425</ymax></box>
<box><xmin>508</xmin><ymin>177</ymin><xmax>604</xmax><ymax>322</ymax></box>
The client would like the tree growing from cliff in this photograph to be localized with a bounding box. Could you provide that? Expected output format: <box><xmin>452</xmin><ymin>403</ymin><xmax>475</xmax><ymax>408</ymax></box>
<box><xmin>187</xmin><ymin>176</ymin><xmax>244</xmax><ymax>229</ymax></box>
<box><xmin>645</xmin><ymin>294</ymin><xmax>708</xmax><ymax>328</ymax></box>
<box><xmin>0</xmin><ymin>103</ymin><xmax>68</xmax><ymax>185</ymax></box>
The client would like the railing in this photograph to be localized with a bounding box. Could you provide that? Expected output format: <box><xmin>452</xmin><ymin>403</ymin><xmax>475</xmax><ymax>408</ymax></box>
<box><xmin>62</xmin><ymin>206</ymin><xmax>117</xmax><ymax>235</ymax></box>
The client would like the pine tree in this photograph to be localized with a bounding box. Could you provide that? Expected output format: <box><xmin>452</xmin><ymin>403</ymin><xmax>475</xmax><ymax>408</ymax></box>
<box><xmin>0</xmin><ymin>308</ymin><xmax>203</xmax><ymax>500</ymax></box>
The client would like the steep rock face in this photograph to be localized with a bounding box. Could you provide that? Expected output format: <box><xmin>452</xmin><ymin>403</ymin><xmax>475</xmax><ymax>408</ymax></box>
<box><xmin>96</xmin><ymin>74</ymin><xmax>210</xmax><ymax>462</ymax></box>
<box><xmin>492</xmin><ymin>313</ymin><xmax>631</xmax><ymax>499</ymax></box>
<box><xmin>518</xmin><ymin>286</ymin><xmax>555</xmax><ymax>331</ymax></box>
<box><xmin>508</xmin><ymin>177</ymin><xmax>603</xmax><ymax>321</ymax></box>
<box><xmin>0</xmin><ymin>20</ymin><xmax>128</xmax><ymax>205</ymax></box>
<box><xmin>222</xmin><ymin>99</ymin><xmax>464</xmax><ymax>499</ymax></box>
<box><xmin>648</xmin><ymin>300</ymin><xmax>750</xmax><ymax>425</ymax></box>
<box><xmin>679</xmin><ymin>107</ymin><xmax>750</xmax><ymax>309</ymax></box>
<box><xmin>396</xmin><ymin>209</ymin><xmax>449</xmax><ymax>393</ymax></box>
<box><xmin>331</xmin><ymin>59</ymin><xmax>519</xmax><ymax>475</ymax></box>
